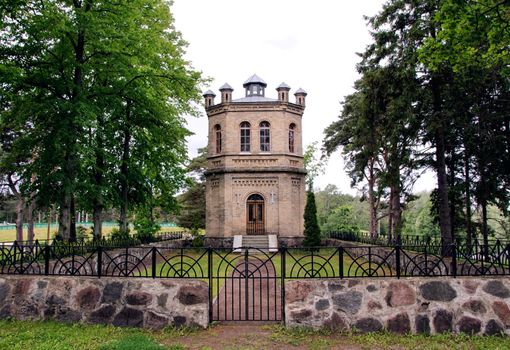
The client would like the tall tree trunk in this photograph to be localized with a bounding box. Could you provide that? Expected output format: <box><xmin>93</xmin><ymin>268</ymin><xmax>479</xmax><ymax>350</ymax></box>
<box><xmin>27</xmin><ymin>200</ymin><xmax>35</xmax><ymax>244</ymax></box>
<box><xmin>27</xmin><ymin>174</ymin><xmax>36</xmax><ymax>244</ymax></box>
<box><xmin>15</xmin><ymin>198</ymin><xmax>24</xmax><ymax>242</ymax></box>
<box><xmin>93</xmin><ymin>208</ymin><xmax>103</xmax><ymax>241</ymax></box>
<box><xmin>92</xmin><ymin>116</ymin><xmax>105</xmax><ymax>240</ymax></box>
<box><xmin>387</xmin><ymin>190</ymin><xmax>394</xmax><ymax>243</ymax></box>
<box><xmin>8</xmin><ymin>175</ymin><xmax>24</xmax><ymax>242</ymax></box>
<box><xmin>390</xmin><ymin>185</ymin><xmax>402</xmax><ymax>242</ymax></box>
<box><xmin>464</xmin><ymin>143</ymin><xmax>472</xmax><ymax>248</ymax></box>
<box><xmin>368</xmin><ymin>158</ymin><xmax>378</xmax><ymax>239</ymax></box>
<box><xmin>448</xmin><ymin>151</ymin><xmax>456</xmax><ymax>241</ymax></box>
<box><xmin>58</xmin><ymin>193</ymin><xmax>71</xmax><ymax>240</ymax></box>
<box><xmin>119</xmin><ymin>100</ymin><xmax>132</xmax><ymax>234</ymax></box>
<box><xmin>47</xmin><ymin>208</ymin><xmax>52</xmax><ymax>241</ymax></box>
<box><xmin>70</xmin><ymin>195</ymin><xmax>76</xmax><ymax>242</ymax></box>
<box><xmin>431</xmin><ymin>75</ymin><xmax>453</xmax><ymax>251</ymax></box>
<box><xmin>480</xmin><ymin>194</ymin><xmax>490</xmax><ymax>260</ymax></box>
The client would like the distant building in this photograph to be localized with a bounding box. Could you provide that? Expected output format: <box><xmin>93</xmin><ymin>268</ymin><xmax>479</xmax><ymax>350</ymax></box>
<box><xmin>203</xmin><ymin>75</ymin><xmax>307</xmax><ymax>242</ymax></box>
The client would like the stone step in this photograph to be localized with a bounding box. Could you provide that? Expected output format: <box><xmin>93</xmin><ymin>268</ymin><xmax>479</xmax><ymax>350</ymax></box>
<box><xmin>242</xmin><ymin>239</ymin><xmax>269</xmax><ymax>243</ymax></box>
<box><xmin>233</xmin><ymin>235</ymin><xmax>277</xmax><ymax>254</ymax></box>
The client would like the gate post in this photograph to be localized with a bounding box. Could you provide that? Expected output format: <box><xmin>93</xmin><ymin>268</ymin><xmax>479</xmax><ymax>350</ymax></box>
<box><xmin>208</xmin><ymin>247</ymin><xmax>212</xmax><ymax>324</ymax></box>
<box><xmin>281</xmin><ymin>247</ymin><xmax>286</xmax><ymax>324</ymax></box>
<box><xmin>244</xmin><ymin>248</ymin><xmax>249</xmax><ymax>321</ymax></box>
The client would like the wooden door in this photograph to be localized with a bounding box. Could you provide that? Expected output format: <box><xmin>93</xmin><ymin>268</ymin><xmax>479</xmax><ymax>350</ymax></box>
<box><xmin>246</xmin><ymin>194</ymin><xmax>265</xmax><ymax>235</ymax></box>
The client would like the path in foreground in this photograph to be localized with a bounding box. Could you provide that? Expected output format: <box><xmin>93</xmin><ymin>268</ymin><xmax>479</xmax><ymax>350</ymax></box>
<box><xmin>0</xmin><ymin>320</ymin><xmax>509</xmax><ymax>350</ymax></box>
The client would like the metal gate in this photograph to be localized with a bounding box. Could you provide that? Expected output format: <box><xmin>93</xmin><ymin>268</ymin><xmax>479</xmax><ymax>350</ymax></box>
<box><xmin>209</xmin><ymin>248</ymin><xmax>283</xmax><ymax>322</ymax></box>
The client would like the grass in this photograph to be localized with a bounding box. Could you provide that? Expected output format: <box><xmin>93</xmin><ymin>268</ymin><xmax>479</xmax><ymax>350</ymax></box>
<box><xmin>0</xmin><ymin>320</ymin><xmax>509</xmax><ymax>350</ymax></box>
<box><xmin>0</xmin><ymin>226</ymin><xmax>185</xmax><ymax>243</ymax></box>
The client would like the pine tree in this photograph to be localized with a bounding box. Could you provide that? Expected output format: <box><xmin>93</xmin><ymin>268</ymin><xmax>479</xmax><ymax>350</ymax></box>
<box><xmin>303</xmin><ymin>189</ymin><xmax>321</xmax><ymax>247</ymax></box>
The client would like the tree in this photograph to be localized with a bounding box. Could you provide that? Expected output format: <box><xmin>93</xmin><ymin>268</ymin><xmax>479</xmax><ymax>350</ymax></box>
<box><xmin>322</xmin><ymin>204</ymin><xmax>360</xmax><ymax>235</ymax></box>
<box><xmin>303</xmin><ymin>190</ymin><xmax>321</xmax><ymax>247</ymax></box>
<box><xmin>420</xmin><ymin>0</ymin><xmax>510</xmax><ymax>247</ymax></box>
<box><xmin>0</xmin><ymin>0</ymin><xmax>203</xmax><ymax>240</ymax></box>
<box><xmin>176</xmin><ymin>148</ymin><xmax>207</xmax><ymax>232</ymax></box>
<box><xmin>303</xmin><ymin>141</ymin><xmax>327</xmax><ymax>190</ymax></box>
<box><xmin>401</xmin><ymin>192</ymin><xmax>440</xmax><ymax>237</ymax></box>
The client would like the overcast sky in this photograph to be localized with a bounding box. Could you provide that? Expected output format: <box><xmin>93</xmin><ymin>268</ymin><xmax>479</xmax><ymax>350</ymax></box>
<box><xmin>172</xmin><ymin>0</ymin><xmax>435</xmax><ymax>195</ymax></box>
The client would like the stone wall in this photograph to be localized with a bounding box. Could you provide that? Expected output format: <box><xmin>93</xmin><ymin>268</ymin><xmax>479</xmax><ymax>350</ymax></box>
<box><xmin>286</xmin><ymin>277</ymin><xmax>510</xmax><ymax>335</ymax></box>
<box><xmin>0</xmin><ymin>276</ymin><xmax>208</xmax><ymax>329</ymax></box>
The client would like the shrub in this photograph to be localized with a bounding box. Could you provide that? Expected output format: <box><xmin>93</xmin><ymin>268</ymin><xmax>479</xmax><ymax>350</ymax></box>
<box><xmin>191</xmin><ymin>235</ymin><xmax>204</xmax><ymax>248</ymax></box>
<box><xmin>76</xmin><ymin>226</ymin><xmax>89</xmax><ymax>241</ymax></box>
<box><xmin>51</xmin><ymin>231</ymin><xmax>63</xmax><ymax>241</ymax></box>
<box><xmin>303</xmin><ymin>190</ymin><xmax>321</xmax><ymax>247</ymax></box>
<box><xmin>134</xmin><ymin>218</ymin><xmax>159</xmax><ymax>244</ymax></box>
<box><xmin>109</xmin><ymin>227</ymin><xmax>131</xmax><ymax>241</ymax></box>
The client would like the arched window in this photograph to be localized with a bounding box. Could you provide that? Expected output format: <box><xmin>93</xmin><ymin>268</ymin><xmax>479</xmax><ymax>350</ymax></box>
<box><xmin>214</xmin><ymin>124</ymin><xmax>222</xmax><ymax>153</ymax></box>
<box><xmin>240</xmin><ymin>122</ymin><xmax>251</xmax><ymax>152</ymax></box>
<box><xmin>289</xmin><ymin>123</ymin><xmax>296</xmax><ymax>153</ymax></box>
<box><xmin>259</xmin><ymin>121</ymin><xmax>270</xmax><ymax>152</ymax></box>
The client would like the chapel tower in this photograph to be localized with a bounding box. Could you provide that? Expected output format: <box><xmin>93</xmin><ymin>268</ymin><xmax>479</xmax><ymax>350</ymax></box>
<box><xmin>203</xmin><ymin>75</ymin><xmax>307</xmax><ymax>242</ymax></box>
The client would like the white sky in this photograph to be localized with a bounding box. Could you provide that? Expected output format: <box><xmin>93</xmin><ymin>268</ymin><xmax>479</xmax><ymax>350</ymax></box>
<box><xmin>172</xmin><ymin>0</ymin><xmax>435</xmax><ymax>195</ymax></box>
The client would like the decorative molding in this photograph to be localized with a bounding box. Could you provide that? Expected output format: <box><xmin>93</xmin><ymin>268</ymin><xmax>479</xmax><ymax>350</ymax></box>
<box><xmin>233</xmin><ymin>178</ymin><xmax>278</xmax><ymax>187</ymax></box>
<box><xmin>210</xmin><ymin>179</ymin><xmax>220</xmax><ymax>188</ymax></box>
<box><xmin>232</xmin><ymin>158</ymin><xmax>278</xmax><ymax>166</ymax></box>
<box><xmin>291</xmin><ymin>178</ymin><xmax>301</xmax><ymax>188</ymax></box>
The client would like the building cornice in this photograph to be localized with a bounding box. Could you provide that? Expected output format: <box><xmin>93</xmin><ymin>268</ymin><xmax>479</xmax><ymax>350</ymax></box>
<box><xmin>205</xmin><ymin>101</ymin><xmax>304</xmax><ymax>117</ymax></box>
<box><xmin>207</xmin><ymin>153</ymin><xmax>304</xmax><ymax>160</ymax></box>
<box><xmin>205</xmin><ymin>167</ymin><xmax>307</xmax><ymax>177</ymax></box>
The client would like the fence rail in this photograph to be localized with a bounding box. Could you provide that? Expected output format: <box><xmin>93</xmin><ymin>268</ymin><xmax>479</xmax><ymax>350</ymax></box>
<box><xmin>327</xmin><ymin>231</ymin><xmax>510</xmax><ymax>248</ymax></box>
<box><xmin>1</xmin><ymin>241</ymin><xmax>508</xmax><ymax>279</ymax></box>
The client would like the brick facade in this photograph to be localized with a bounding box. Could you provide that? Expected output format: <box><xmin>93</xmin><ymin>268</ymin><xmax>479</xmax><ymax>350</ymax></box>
<box><xmin>204</xmin><ymin>76</ymin><xmax>307</xmax><ymax>238</ymax></box>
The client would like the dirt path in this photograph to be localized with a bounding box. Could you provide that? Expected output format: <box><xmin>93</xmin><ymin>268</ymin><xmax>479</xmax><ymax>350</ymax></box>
<box><xmin>211</xmin><ymin>257</ymin><xmax>282</xmax><ymax>322</ymax></box>
<box><xmin>168</xmin><ymin>324</ymin><xmax>364</xmax><ymax>350</ymax></box>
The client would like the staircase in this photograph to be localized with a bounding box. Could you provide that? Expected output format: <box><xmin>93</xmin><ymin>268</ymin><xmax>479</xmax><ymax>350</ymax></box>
<box><xmin>242</xmin><ymin>235</ymin><xmax>269</xmax><ymax>253</ymax></box>
<box><xmin>233</xmin><ymin>235</ymin><xmax>278</xmax><ymax>254</ymax></box>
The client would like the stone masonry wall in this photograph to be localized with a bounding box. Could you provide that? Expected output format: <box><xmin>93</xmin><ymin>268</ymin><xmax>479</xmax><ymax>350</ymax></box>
<box><xmin>0</xmin><ymin>276</ymin><xmax>208</xmax><ymax>329</ymax></box>
<box><xmin>286</xmin><ymin>277</ymin><xmax>510</xmax><ymax>335</ymax></box>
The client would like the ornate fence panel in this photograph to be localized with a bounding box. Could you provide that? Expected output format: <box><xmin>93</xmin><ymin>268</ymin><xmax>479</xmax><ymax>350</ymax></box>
<box><xmin>209</xmin><ymin>248</ymin><xmax>282</xmax><ymax>322</ymax></box>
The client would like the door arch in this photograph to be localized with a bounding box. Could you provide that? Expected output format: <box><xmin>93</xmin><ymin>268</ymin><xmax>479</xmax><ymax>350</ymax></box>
<box><xmin>246</xmin><ymin>194</ymin><xmax>265</xmax><ymax>235</ymax></box>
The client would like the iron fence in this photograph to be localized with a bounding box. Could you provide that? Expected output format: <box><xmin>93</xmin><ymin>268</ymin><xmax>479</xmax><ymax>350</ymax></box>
<box><xmin>328</xmin><ymin>231</ymin><xmax>510</xmax><ymax>249</ymax></box>
<box><xmin>1</xmin><ymin>241</ymin><xmax>509</xmax><ymax>279</ymax></box>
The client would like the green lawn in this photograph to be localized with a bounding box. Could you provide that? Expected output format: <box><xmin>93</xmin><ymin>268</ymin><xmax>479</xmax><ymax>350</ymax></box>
<box><xmin>0</xmin><ymin>320</ymin><xmax>508</xmax><ymax>350</ymax></box>
<box><xmin>0</xmin><ymin>226</ymin><xmax>185</xmax><ymax>243</ymax></box>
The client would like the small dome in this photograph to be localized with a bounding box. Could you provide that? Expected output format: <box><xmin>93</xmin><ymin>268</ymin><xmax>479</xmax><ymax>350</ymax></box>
<box><xmin>276</xmin><ymin>82</ymin><xmax>291</xmax><ymax>90</ymax></box>
<box><xmin>219</xmin><ymin>83</ymin><xmax>233</xmax><ymax>91</ymax></box>
<box><xmin>203</xmin><ymin>90</ymin><xmax>216</xmax><ymax>97</ymax></box>
<box><xmin>294</xmin><ymin>88</ymin><xmax>307</xmax><ymax>95</ymax></box>
<box><xmin>243</xmin><ymin>74</ymin><xmax>267</xmax><ymax>88</ymax></box>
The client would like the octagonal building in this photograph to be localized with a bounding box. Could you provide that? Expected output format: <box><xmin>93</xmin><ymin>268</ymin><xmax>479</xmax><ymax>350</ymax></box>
<box><xmin>203</xmin><ymin>75</ymin><xmax>307</xmax><ymax>243</ymax></box>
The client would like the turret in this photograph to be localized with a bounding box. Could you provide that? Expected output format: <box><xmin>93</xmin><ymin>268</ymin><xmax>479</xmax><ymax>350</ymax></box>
<box><xmin>203</xmin><ymin>90</ymin><xmax>216</xmax><ymax>108</ymax></box>
<box><xmin>243</xmin><ymin>74</ymin><xmax>267</xmax><ymax>97</ymax></box>
<box><xmin>294</xmin><ymin>88</ymin><xmax>307</xmax><ymax>107</ymax></box>
<box><xmin>276</xmin><ymin>82</ymin><xmax>291</xmax><ymax>102</ymax></box>
<box><xmin>219</xmin><ymin>83</ymin><xmax>233</xmax><ymax>103</ymax></box>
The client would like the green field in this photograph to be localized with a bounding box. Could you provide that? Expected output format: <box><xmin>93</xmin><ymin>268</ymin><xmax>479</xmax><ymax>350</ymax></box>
<box><xmin>0</xmin><ymin>226</ymin><xmax>184</xmax><ymax>243</ymax></box>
